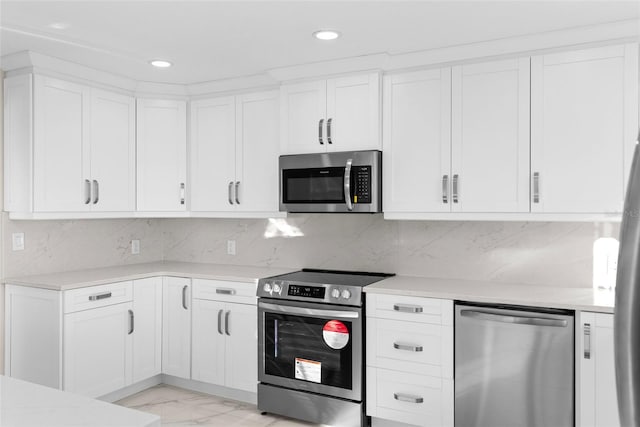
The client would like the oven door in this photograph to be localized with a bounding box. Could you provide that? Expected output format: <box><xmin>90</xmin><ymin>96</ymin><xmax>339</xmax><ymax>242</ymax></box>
<box><xmin>258</xmin><ymin>299</ymin><xmax>363</xmax><ymax>401</ymax></box>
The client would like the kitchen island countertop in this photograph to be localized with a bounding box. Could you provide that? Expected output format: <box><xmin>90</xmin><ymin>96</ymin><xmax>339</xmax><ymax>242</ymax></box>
<box><xmin>0</xmin><ymin>375</ymin><xmax>160</xmax><ymax>427</ymax></box>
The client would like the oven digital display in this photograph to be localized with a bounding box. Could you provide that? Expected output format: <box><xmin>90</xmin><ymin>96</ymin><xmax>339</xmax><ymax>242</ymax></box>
<box><xmin>288</xmin><ymin>285</ymin><xmax>326</xmax><ymax>299</ymax></box>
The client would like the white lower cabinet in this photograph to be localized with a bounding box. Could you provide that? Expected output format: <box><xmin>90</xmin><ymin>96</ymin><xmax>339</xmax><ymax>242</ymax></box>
<box><xmin>191</xmin><ymin>279</ymin><xmax>257</xmax><ymax>393</ymax></box>
<box><xmin>366</xmin><ymin>294</ymin><xmax>453</xmax><ymax>427</ymax></box>
<box><xmin>162</xmin><ymin>277</ymin><xmax>192</xmax><ymax>379</ymax></box>
<box><xmin>579</xmin><ymin>312</ymin><xmax>620</xmax><ymax>427</ymax></box>
<box><xmin>131</xmin><ymin>277</ymin><xmax>163</xmax><ymax>383</ymax></box>
<box><xmin>64</xmin><ymin>301</ymin><xmax>133</xmax><ymax>397</ymax></box>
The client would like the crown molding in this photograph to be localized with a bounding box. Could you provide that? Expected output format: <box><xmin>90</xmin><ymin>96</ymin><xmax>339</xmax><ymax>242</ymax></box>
<box><xmin>2</xmin><ymin>19</ymin><xmax>638</xmax><ymax>97</ymax></box>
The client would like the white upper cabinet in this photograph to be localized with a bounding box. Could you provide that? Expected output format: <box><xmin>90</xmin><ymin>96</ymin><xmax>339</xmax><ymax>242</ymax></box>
<box><xmin>531</xmin><ymin>44</ymin><xmax>638</xmax><ymax>214</ymax></box>
<box><xmin>137</xmin><ymin>99</ymin><xmax>187</xmax><ymax>212</ymax></box>
<box><xmin>4</xmin><ymin>74</ymin><xmax>135</xmax><ymax>215</ymax></box>
<box><xmin>451</xmin><ymin>58</ymin><xmax>530</xmax><ymax>213</ymax></box>
<box><xmin>280</xmin><ymin>73</ymin><xmax>380</xmax><ymax>154</ymax></box>
<box><xmin>190</xmin><ymin>96</ymin><xmax>236</xmax><ymax>212</ymax></box>
<box><xmin>383</xmin><ymin>68</ymin><xmax>452</xmax><ymax>214</ymax></box>
<box><xmin>89</xmin><ymin>89</ymin><xmax>136</xmax><ymax>212</ymax></box>
<box><xmin>190</xmin><ymin>90</ymin><xmax>279</xmax><ymax>214</ymax></box>
<box><xmin>33</xmin><ymin>76</ymin><xmax>87</xmax><ymax>212</ymax></box>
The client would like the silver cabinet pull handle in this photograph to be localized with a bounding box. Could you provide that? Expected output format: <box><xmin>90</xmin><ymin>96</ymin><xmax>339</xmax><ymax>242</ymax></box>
<box><xmin>180</xmin><ymin>183</ymin><xmax>185</xmax><ymax>205</ymax></box>
<box><xmin>228</xmin><ymin>181</ymin><xmax>234</xmax><ymax>205</ymax></box>
<box><xmin>327</xmin><ymin>118</ymin><xmax>333</xmax><ymax>144</ymax></box>
<box><xmin>84</xmin><ymin>179</ymin><xmax>91</xmax><ymax>204</ymax></box>
<box><xmin>88</xmin><ymin>292</ymin><xmax>112</xmax><ymax>301</ymax></box>
<box><xmin>533</xmin><ymin>172</ymin><xmax>540</xmax><ymax>203</ymax></box>
<box><xmin>344</xmin><ymin>158</ymin><xmax>353</xmax><ymax>211</ymax></box>
<box><xmin>394</xmin><ymin>342</ymin><xmax>423</xmax><ymax>352</ymax></box>
<box><xmin>394</xmin><ymin>393</ymin><xmax>423</xmax><ymax>404</ymax></box>
<box><xmin>460</xmin><ymin>310</ymin><xmax>568</xmax><ymax>327</ymax></box>
<box><xmin>393</xmin><ymin>304</ymin><xmax>423</xmax><ymax>313</ymax></box>
<box><xmin>216</xmin><ymin>288</ymin><xmax>236</xmax><ymax>295</ymax></box>
<box><xmin>442</xmin><ymin>175</ymin><xmax>449</xmax><ymax>204</ymax></box>
<box><xmin>584</xmin><ymin>323</ymin><xmax>591</xmax><ymax>359</ymax></box>
<box><xmin>318</xmin><ymin>119</ymin><xmax>324</xmax><ymax>145</ymax></box>
<box><xmin>225</xmin><ymin>310</ymin><xmax>231</xmax><ymax>336</ymax></box>
<box><xmin>92</xmin><ymin>180</ymin><xmax>99</xmax><ymax>205</ymax></box>
<box><xmin>128</xmin><ymin>309</ymin><xmax>134</xmax><ymax>335</ymax></box>
<box><xmin>452</xmin><ymin>174</ymin><xmax>459</xmax><ymax>203</ymax></box>
<box><xmin>217</xmin><ymin>309</ymin><xmax>223</xmax><ymax>335</ymax></box>
<box><xmin>235</xmin><ymin>181</ymin><xmax>240</xmax><ymax>205</ymax></box>
<box><xmin>181</xmin><ymin>285</ymin><xmax>188</xmax><ymax>310</ymax></box>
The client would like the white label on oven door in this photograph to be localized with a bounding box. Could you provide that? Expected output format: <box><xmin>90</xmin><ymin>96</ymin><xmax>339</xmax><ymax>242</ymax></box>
<box><xmin>323</xmin><ymin>320</ymin><xmax>350</xmax><ymax>350</ymax></box>
<box><xmin>295</xmin><ymin>358</ymin><xmax>321</xmax><ymax>383</ymax></box>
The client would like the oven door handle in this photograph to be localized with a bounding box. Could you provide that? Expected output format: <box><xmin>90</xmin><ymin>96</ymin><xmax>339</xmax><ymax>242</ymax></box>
<box><xmin>259</xmin><ymin>302</ymin><xmax>359</xmax><ymax>319</ymax></box>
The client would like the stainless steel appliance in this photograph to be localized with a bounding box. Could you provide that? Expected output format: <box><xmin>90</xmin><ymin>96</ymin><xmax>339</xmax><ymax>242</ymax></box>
<box><xmin>257</xmin><ymin>269</ymin><xmax>392</xmax><ymax>427</ymax></box>
<box><xmin>615</xmin><ymin>130</ymin><xmax>640</xmax><ymax>425</ymax></box>
<box><xmin>279</xmin><ymin>150</ymin><xmax>382</xmax><ymax>213</ymax></box>
<box><xmin>455</xmin><ymin>303</ymin><xmax>574</xmax><ymax>427</ymax></box>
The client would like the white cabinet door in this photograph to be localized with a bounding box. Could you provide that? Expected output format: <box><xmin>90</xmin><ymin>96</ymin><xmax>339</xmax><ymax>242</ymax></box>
<box><xmin>280</xmin><ymin>80</ymin><xmax>327</xmax><ymax>154</ymax></box>
<box><xmin>132</xmin><ymin>277</ymin><xmax>162</xmax><ymax>383</ymax></box>
<box><xmin>63</xmin><ymin>302</ymin><xmax>132</xmax><ymax>398</ymax></box>
<box><xmin>190</xmin><ymin>97</ymin><xmax>236</xmax><ymax>212</ymax></box>
<box><xmin>326</xmin><ymin>73</ymin><xmax>380</xmax><ymax>152</ymax></box>
<box><xmin>191</xmin><ymin>299</ymin><xmax>226</xmax><ymax>386</ymax></box>
<box><xmin>236</xmin><ymin>91</ymin><xmax>279</xmax><ymax>212</ymax></box>
<box><xmin>162</xmin><ymin>277</ymin><xmax>191</xmax><ymax>379</ymax></box>
<box><xmin>137</xmin><ymin>99</ymin><xmax>187</xmax><ymax>212</ymax></box>
<box><xmin>89</xmin><ymin>89</ymin><xmax>136</xmax><ymax>212</ymax></box>
<box><xmin>225</xmin><ymin>303</ymin><xmax>258</xmax><ymax>393</ymax></box>
<box><xmin>579</xmin><ymin>312</ymin><xmax>620</xmax><ymax>427</ymax></box>
<box><xmin>33</xmin><ymin>76</ymin><xmax>89</xmax><ymax>212</ymax></box>
<box><xmin>531</xmin><ymin>44</ymin><xmax>638</xmax><ymax>214</ymax></box>
<box><xmin>451</xmin><ymin>58</ymin><xmax>530</xmax><ymax>213</ymax></box>
<box><xmin>383</xmin><ymin>69</ymin><xmax>452</xmax><ymax>213</ymax></box>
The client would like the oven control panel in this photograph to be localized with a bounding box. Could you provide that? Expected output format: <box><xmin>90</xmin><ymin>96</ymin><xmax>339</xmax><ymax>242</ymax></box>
<box><xmin>257</xmin><ymin>280</ymin><xmax>362</xmax><ymax>306</ymax></box>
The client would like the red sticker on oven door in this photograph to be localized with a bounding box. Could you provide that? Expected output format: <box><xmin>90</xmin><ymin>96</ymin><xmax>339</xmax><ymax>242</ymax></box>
<box><xmin>323</xmin><ymin>320</ymin><xmax>350</xmax><ymax>349</ymax></box>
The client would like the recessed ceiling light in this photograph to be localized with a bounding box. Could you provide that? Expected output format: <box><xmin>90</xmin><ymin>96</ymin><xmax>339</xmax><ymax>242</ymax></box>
<box><xmin>48</xmin><ymin>22</ymin><xmax>69</xmax><ymax>30</ymax></box>
<box><xmin>313</xmin><ymin>30</ymin><xmax>340</xmax><ymax>41</ymax></box>
<box><xmin>150</xmin><ymin>60</ymin><xmax>172</xmax><ymax>68</ymax></box>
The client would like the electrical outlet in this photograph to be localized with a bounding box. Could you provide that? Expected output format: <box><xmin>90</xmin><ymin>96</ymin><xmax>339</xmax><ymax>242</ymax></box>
<box><xmin>227</xmin><ymin>240</ymin><xmax>236</xmax><ymax>255</ymax></box>
<box><xmin>12</xmin><ymin>233</ymin><xmax>24</xmax><ymax>251</ymax></box>
<box><xmin>131</xmin><ymin>239</ymin><xmax>140</xmax><ymax>255</ymax></box>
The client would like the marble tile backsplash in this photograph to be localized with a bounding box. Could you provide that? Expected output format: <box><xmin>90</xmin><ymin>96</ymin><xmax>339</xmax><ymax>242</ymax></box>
<box><xmin>2</xmin><ymin>214</ymin><xmax>163</xmax><ymax>278</ymax></box>
<box><xmin>162</xmin><ymin>215</ymin><xmax>620</xmax><ymax>288</ymax></box>
<box><xmin>1</xmin><ymin>213</ymin><xmax>619</xmax><ymax>288</ymax></box>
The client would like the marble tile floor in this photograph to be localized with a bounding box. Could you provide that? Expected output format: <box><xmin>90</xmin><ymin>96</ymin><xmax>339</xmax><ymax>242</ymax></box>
<box><xmin>116</xmin><ymin>384</ymin><xmax>322</xmax><ymax>427</ymax></box>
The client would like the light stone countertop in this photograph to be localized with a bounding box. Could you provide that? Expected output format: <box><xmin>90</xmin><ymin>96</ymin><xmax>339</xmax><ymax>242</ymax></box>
<box><xmin>0</xmin><ymin>375</ymin><xmax>160</xmax><ymax>427</ymax></box>
<box><xmin>4</xmin><ymin>262</ymin><xmax>615</xmax><ymax>313</ymax></box>
<box><xmin>365</xmin><ymin>275</ymin><xmax>615</xmax><ymax>314</ymax></box>
<box><xmin>3</xmin><ymin>261</ymin><xmax>296</xmax><ymax>291</ymax></box>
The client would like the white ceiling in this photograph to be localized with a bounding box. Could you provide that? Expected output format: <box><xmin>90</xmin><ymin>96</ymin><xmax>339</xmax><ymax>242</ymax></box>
<box><xmin>1</xmin><ymin>1</ymin><xmax>639</xmax><ymax>85</ymax></box>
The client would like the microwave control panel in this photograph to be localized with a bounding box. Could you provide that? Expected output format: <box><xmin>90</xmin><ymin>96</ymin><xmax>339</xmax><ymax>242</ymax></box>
<box><xmin>353</xmin><ymin>166</ymin><xmax>371</xmax><ymax>204</ymax></box>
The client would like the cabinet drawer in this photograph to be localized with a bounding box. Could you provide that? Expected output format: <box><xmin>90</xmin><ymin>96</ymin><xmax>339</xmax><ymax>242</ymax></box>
<box><xmin>367</xmin><ymin>294</ymin><xmax>452</xmax><ymax>325</ymax></box>
<box><xmin>64</xmin><ymin>281</ymin><xmax>133</xmax><ymax>313</ymax></box>
<box><xmin>192</xmin><ymin>279</ymin><xmax>257</xmax><ymax>305</ymax></box>
<box><xmin>367</xmin><ymin>318</ymin><xmax>453</xmax><ymax>379</ymax></box>
<box><xmin>367</xmin><ymin>367</ymin><xmax>453</xmax><ymax>427</ymax></box>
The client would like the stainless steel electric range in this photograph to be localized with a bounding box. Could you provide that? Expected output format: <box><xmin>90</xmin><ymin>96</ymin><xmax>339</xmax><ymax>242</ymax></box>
<box><xmin>256</xmin><ymin>269</ymin><xmax>393</xmax><ymax>427</ymax></box>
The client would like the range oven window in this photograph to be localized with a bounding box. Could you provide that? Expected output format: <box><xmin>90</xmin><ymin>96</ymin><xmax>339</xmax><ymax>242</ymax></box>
<box><xmin>263</xmin><ymin>312</ymin><xmax>353</xmax><ymax>390</ymax></box>
<box><xmin>282</xmin><ymin>167</ymin><xmax>345</xmax><ymax>204</ymax></box>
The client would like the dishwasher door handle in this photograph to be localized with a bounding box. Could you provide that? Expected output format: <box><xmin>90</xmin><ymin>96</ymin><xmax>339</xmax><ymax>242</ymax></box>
<box><xmin>460</xmin><ymin>309</ymin><xmax>568</xmax><ymax>327</ymax></box>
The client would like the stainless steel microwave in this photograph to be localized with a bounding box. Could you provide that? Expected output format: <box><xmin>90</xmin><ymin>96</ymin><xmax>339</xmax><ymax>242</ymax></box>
<box><xmin>279</xmin><ymin>150</ymin><xmax>382</xmax><ymax>213</ymax></box>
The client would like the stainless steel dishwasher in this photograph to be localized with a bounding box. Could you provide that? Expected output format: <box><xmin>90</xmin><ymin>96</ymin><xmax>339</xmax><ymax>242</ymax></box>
<box><xmin>455</xmin><ymin>303</ymin><xmax>574</xmax><ymax>427</ymax></box>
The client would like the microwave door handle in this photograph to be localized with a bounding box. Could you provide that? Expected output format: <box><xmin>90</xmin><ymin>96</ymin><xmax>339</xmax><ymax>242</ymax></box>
<box><xmin>344</xmin><ymin>158</ymin><xmax>353</xmax><ymax>211</ymax></box>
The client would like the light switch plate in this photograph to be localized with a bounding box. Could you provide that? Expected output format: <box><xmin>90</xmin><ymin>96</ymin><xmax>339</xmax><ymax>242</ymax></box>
<box><xmin>12</xmin><ymin>233</ymin><xmax>24</xmax><ymax>251</ymax></box>
<box><xmin>131</xmin><ymin>239</ymin><xmax>140</xmax><ymax>255</ymax></box>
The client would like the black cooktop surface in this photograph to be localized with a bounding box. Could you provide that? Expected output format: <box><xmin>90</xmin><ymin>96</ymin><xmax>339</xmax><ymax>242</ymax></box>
<box><xmin>268</xmin><ymin>268</ymin><xmax>394</xmax><ymax>288</ymax></box>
